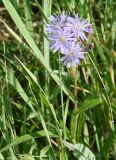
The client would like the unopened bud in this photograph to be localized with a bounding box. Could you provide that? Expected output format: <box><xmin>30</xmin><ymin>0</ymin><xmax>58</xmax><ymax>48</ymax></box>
<box><xmin>89</xmin><ymin>42</ymin><xmax>94</xmax><ymax>50</ymax></box>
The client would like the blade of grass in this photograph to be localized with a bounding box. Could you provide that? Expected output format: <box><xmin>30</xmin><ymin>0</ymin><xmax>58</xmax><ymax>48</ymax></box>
<box><xmin>24</xmin><ymin>0</ymin><xmax>33</xmax><ymax>34</ymax></box>
<box><xmin>43</xmin><ymin>0</ymin><xmax>50</xmax><ymax>96</ymax></box>
<box><xmin>6</xmin><ymin>67</ymin><xmax>52</xmax><ymax>148</ymax></box>
<box><xmin>34</xmin><ymin>0</ymin><xmax>49</xmax><ymax>22</ymax></box>
<box><xmin>14</xmin><ymin>56</ymin><xmax>60</xmax><ymax>132</ymax></box>
<box><xmin>1</xmin><ymin>39</ymin><xmax>17</xmax><ymax>160</ymax></box>
<box><xmin>88</xmin><ymin>53</ymin><xmax>114</xmax><ymax>132</ymax></box>
<box><xmin>0</xmin><ymin>130</ymin><xmax>58</xmax><ymax>153</ymax></box>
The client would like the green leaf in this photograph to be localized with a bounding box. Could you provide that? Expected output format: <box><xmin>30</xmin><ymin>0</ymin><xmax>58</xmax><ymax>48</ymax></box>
<box><xmin>79</xmin><ymin>96</ymin><xmax>102</xmax><ymax>113</ymax></box>
<box><xmin>24</xmin><ymin>0</ymin><xmax>33</xmax><ymax>34</ymax></box>
<box><xmin>40</xmin><ymin>145</ymin><xmax>50</xmax><ymax>159</ymax></box>
<box><xmin>7</xmin><ymin>67</ymin><xmax>33</xmax><ymax>109</ymax></box>
<box><xmin>73</xmin><ymin>144</ymin><xmax>96</xmax><ymax>160</ymax></box>
<box><xmin>0</xmin><ymin>130</ymin><xmax>58</xmax><ymax>153</ymax></box>
<box><xmin>80</xmin><ymin>0</ymin><xmax>84</xmax><ymax>5</ymax></box>
<box><xmin>102</xmin><ymin>132</ymin><xmax>115</xmax><ymax>159</ymax></box>
<box><xmin>0</xmin><ymin>19</ymin><xmax>22</xmax><ymax>43</ymax></box>
<box><xmin>62</xmin><ymin>141</ymin><xmax>96</xmax><ymax>160</ymax></box>
<box><xmin>75</xmin><ymin>96</ymin><xmax>102</xmax><ymax>141</ymax></box>
<box><xmin>6</xmin><ymin>67</ymin><xmax>52</xmax><ymax>147</ymax></box>
<box><xmin>34</xmin><ymin>0</ymin><xmax>49</xmax><ymax>22</ymax></box>
<box><xmin>0</xmin><ymin>153</ymin><xmax>4</xmax><ymax>160</ymax></box>
<box><xmin>77</xmin><ymin>110</ymin><xmax>85</xmax><ymax>142</ymax></box>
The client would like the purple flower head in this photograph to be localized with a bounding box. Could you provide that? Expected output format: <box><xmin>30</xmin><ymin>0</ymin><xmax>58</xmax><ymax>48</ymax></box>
<box><xmin>45</xmin><ymin>12</ymin><xmax>93</xmax><ymax>68</ymax></box>
<box><xmin>46</xmin><ymin>11</ymin><xmax>67</xmax><ymax>33</ymax></box>
<box><xmin>60</xmin><ymin>42</ymin><xmax>87</xmax><ymax>68</ymax></box>
<box><xmin>48</xmin><ymin>29</ymin><xmax>74</xmax><ymax>53</ymax></box>
<box><xmin>65</xmin><ymin>15</ymin><xmax>93</xmax><ymax>41</ymax></box>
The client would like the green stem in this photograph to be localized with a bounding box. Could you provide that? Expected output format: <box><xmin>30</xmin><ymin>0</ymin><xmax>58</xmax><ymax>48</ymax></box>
<box><xmin>59</xmin><ymin>55</ymin><xmax>67</xmax><ymax>160</ymax></box>
<box><xmin>43</xmin><ymin>0</ymin><xmax>50</xmax><ymax>96</ymax></box>
<box><xmin>73</xmin><ymin>67</ymin><xmax>78</xmax><ymax>143</ymax></box>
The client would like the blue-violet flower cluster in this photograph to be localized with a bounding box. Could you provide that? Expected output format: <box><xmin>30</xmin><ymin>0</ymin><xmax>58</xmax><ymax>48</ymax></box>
<box><xmin>46</xmin><ymin>12</ymin><xmax>93</xmax><ymax>68</ymax></box>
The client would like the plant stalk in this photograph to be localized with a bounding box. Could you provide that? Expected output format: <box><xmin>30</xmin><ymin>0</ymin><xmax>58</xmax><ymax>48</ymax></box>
<box><xmin>72</xmin><ymin>67</ymin><xmax>78</xmax><ymax>143</ymax></box>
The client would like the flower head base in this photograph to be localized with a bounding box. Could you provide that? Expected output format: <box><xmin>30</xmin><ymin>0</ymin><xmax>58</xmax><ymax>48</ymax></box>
<box><xmin>46</xmin><ymin>12</ymin><xmax>93</xmax><ymax>68</ymax></box>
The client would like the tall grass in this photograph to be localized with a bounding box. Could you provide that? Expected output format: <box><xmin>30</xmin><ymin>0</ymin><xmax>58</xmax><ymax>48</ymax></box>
<box><xmin>0</xmin><ymin>0</ymin><xmax>116</xmax><ymax>160</ymax></box>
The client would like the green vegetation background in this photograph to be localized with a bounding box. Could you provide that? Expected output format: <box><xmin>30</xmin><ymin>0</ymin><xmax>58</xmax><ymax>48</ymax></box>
<box><xmin>0</xmin><ymin>0</ymin><xmax>116</xmax><ymax>160</ymax></box>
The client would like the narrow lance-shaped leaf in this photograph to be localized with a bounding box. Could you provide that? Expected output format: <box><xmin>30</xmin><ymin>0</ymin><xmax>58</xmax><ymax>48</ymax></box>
<box><xmin>0</xmin><ymin>130</ymin><xmax>58</xmax><ymax>153</ymax></box>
